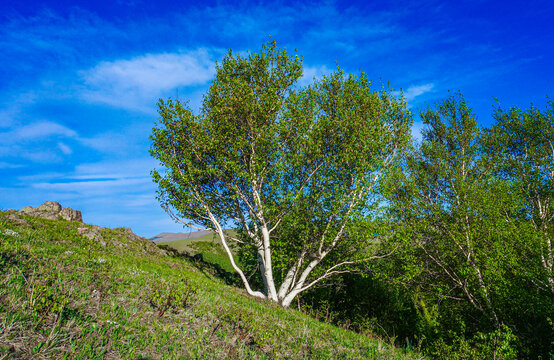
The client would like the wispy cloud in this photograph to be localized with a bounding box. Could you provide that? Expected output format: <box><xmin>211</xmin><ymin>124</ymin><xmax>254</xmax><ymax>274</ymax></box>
<box><xmin>17</xmin><ymin>149</ymin><xmax>64</xmax><ymax>163</ymax></box>
<box><xmin>80</xmin><ymin>50</ymin><xmax>216</xmax><ymax>111</ymax></box>
<box><xmin>10</xmin><ymin>157</ymin><xmax>167</xmax><ymax>236</ymax></box>
<box><xmin>17</xmin><ymin>158</ymin><xmax>156</xmax><ymax>186</ymax></box>
<box><xmin>0</xmin><ymin>9</ymin><xmax>123</xmax><ymax>83</ymax></box>
<box><xmin>57</xmin><ymin>142</ymin><xmax>72</xmax><ymax>155</ymax></box>
<box><xmin>16</xmin><ymin>121</ymin><xmax>77</xmax><ymax>140</ymax></box>
<box><xmin>32</xmin><ymin>177</ymin><xmax>151</xmax><ymax>196</ymax></box>
<box><xmin>403</xmin><ymin>83</ymin><xmax>434</xmax><ymax>101</ymax></box>
<box><xmin>0</xmin><ymin>120</ymin><xmax>81</xmax><ymax>163</ymax></box>
<box><xmin>0</xmin><ymin>120</ymin><xmax>78</xmax><ymax>148</ymax></box>
<box><xmin>0</xmin><ymin>161</ymin><xmax>23</xmax><ymax>169</ymax></box>
<box><xmin>79</xmin><ymin>127</ymin><xmax>146</xmax><ymax>155</ymax></box>
<box><xmin>301</xmin><ymin>3</ymin><xmax>397</xmax><ymax>49</ymax></box>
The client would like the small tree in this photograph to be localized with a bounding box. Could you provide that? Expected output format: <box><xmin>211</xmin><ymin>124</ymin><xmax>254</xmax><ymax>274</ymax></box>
<box><xmin>150</xmin><ymin>41</ymin><xmax>412</xmax><ymax>306</ymax></box>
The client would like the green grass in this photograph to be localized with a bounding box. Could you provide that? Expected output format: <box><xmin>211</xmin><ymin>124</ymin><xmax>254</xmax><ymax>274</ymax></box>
<box><xmin>0</xmin><ymin>210</ymin><xmax>423</xmax><ymax>359</ymax></box>
<box><xmin>160</xmin><ymin>230</ymin><xmax>239</xmax><ymax>273</ymax></box>
<box><xmin>159</xmin><ymin>230</ymin><xmax>238</xmax><ymax>253</ymax></box>
<box><xmin>200</xmin><ymin>252</ymin><xmax>237</xmax><ymax>274</ymax></box>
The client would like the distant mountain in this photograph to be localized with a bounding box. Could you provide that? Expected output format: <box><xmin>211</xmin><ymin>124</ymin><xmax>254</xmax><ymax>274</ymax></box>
<box><xmin>149</xmin><ymin>230</ymin><xmax>213</xmax><ymax>243</ymax></box>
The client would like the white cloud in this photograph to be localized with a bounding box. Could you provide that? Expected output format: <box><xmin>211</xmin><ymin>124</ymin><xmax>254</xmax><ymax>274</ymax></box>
<box><xmin>0</xmin><ymin>118</ymin><xmax>146</xmax><ymax>163</ymax></box>
<box><xmin>16</xmin><ymin>172</ymin><xmax>66</xmax><ymax>182</ymax></box>
<box><xmin>0</xmin><ymin>120</ymin><xmax>78</xmax><ymax>163</ymax></box>
<box><xmin>78</xmin><ymin>130</ymin><xmax>140</xmax><ymax>155</ymax></box>
<box><xmin>298</xmin><ymin>65</ymin><xmax>333</xmax><ymax>86</ymax></box>
<box><xmin>121</xmin><ymin>194</ymin><xmax>159</xmax><ymax>208</ymax></box>
<box><xmin>57</xmin><ymin>142</ymin><xmax>72</xmax><ymax>155</ymax></box>
<box><xmin>18</xmin><ymin>157</ymin><xmax>156</xmax><ymax>196</ymax></box>
<box><xmin>80</xmin><ymin>50</ymin><xmax>216</xmax><ymax>111</ymax></box>
<box><xmin>19</xmin><ymin>150</ymin><xmax>62</xmax><ymax>163</ymax></box>
<box><xmin>0</xmin><ymin>121</ymin><xmax>78</xmax><ymax>144</ymax></box>
<box><xmin>0</xmin><ymin>111</ymin><xmax>12</xmax><ymax>128</ymax></box>
<box><xmin>23</xmin><ymin>158</ymin><xmax>156</xmax><ymax>200</ymax></box>
<box><xmin>403</xmin><ymin>83</ymin><xmax>434</xmax><ymax>101</ymax></box>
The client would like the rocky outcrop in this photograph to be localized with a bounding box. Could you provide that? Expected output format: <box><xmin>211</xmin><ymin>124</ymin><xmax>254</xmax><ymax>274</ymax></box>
<box><xmin>19</xmin><ymin>201</ymin><xmax>83</xmax><ymax>222</ymax></box>
<box><xmin>7</xmin><ymin>213</ymin><xmax>29</xmax><ymax>226</ymax></box>
<box><xmin>77</xmin><ymin>226</ymin><xmax>106</xmax><ymax>247</ymax></box>
<box><xmin>39</xmin><ymin>201</ymin><xmax>62</xmax><ymax>213</ymax></box>
<box><xmin>59</xmin><ymin>207</ymin><xmax>82</xmax><ymax>221</ymax></box>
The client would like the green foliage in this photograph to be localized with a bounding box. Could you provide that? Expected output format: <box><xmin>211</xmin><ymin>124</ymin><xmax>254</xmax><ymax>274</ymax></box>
<box><xmin>150</xmin><ymin>39</ymin><xmax>304</xmax><ymax>227</ymax></box>
<box><xmin>300</xmin><ymin>94</ymin><xmax>553</xmax><ymax>359</ymax></box>
<box><xmin>485</xmin><ymin>99</ymin><xmax>554</xmax><ymax>294</ymax></box>
<box><xmin>201</xmin><ymin>251</ymin><xmax>237</xmax><ymax>274</ymax></box>
<box><xmin>427</xmin><ymin>325</ymin><xmax>518</xmax><ymax>360</ymax></box>
<box><xmin>192</xmin><ymin>240</ymin><xmax>219</xmax><ymax>253</ymax></box>
<box><xmin>384</xmin><ymin>92</ymin><xmax>513</xmax><ymax>326</ymax></box>
<box><xmin>30</xmin><ymin>276</ymin><xmax>69</xmax><ymax>316</ymax></box>
<box><xmin>299</xmin><ymin>272</ymin><xmax>420</xmax><ymax>340</ymax></box>
<box><xmin>149</xmin><ymin>279</ymin><xmax>196</xmax><ymax>318</ymax></box>
<box><xmin>151</xmin><ymin>39</ymin><xmax>412</xmax><ymax>304</ymax></box>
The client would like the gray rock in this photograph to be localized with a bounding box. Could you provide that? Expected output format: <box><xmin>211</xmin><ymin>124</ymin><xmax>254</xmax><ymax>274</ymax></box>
<box><xmin>83</xmin><ymin>225</ymin><xmax>106</xmax><ymax>247</ymax></box>
<box><xmin>77</xmin><ymin>227</ymin><xmax>89</xmax><ymax>235</ymax></box>
<box><xmin>20</xmin><ymin>205</ymin><xmax>58</xmax><ymax>219</ymax></box>
<box><xmin>20</xmin><ymin>206</ymin><xmax>38</xmax><ymax>215</ymax></box>
<box><xmin>17</xmin><ymin>202</ymin><xmax>83</xmax><ymax>222</ymax></box>
<box><xmin>39</xmin><ymin>201</ymin><xmax>62</xmax><ymax>213</ymax></box>
<box><xmin>60</xmin><ymin>207</ymin><xmax>82</xmax><ymax>222</ymax></box>
<box><xmin>7</xmin><ymin>214</ymin><xmax>29</xmax><ymax>226</ymax></box>
<box><xmin>41</xmin><ymin>212</ymin><xmax>60</xmax><ymax>220</ymax></box>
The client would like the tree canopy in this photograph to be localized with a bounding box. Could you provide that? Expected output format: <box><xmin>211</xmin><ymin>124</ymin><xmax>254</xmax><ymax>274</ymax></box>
<box><xmin>150</xmin><ymin>40</ymin><xmax>412</xmax><ymax>306</ymax></box>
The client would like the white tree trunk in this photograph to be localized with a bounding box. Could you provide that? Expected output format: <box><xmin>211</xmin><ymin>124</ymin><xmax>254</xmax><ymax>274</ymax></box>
<box><xmin>261</xmin><ymin>226</ymin><xmax>278</xmax><ymax>301</ymax></box>
<box><xmin>280</xmin><ymin>289</ymin><xmax>302</xmax><ymax>307</ymax></box>
<box><xmin>209</xmin><ymin>214</ymin><xmax>266</xmax><ymax>300</ymax></box>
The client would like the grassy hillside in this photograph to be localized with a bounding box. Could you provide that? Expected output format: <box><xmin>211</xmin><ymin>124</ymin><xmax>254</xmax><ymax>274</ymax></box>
<box><xmin>0</xmin><ymin>210</ymin><xmax>422</xmax><ymax>359</ymax></box>
<box><xmin>159</xmin><ymin>230</ymin><xmax>238</xmax><ymax>253</ymax></box>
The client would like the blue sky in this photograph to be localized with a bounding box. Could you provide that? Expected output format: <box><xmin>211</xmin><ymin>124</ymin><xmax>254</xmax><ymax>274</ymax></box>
<box><xmin>1</xmin><ymin>0</ymin><xmax>553</xmax><ymax>237</ymax></box>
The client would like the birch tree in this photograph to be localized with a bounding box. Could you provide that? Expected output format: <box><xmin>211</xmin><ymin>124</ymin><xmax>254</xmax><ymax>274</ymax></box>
<box><xmin>486</xmin><ymin>100</ymin><xmax>554</xmax><ymax>293</ymax></box>
<box><xmin>385</xmin><ymin>93</ymin><xmax>519</xmax><ymax>326</ymax></box>
<box><xmin>150</xmin><ymin>40</ymin><xmax>412</xmax><ymax>306</ymax></box>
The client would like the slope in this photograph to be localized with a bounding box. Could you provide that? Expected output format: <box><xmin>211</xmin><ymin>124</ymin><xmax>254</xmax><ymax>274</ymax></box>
<box><xmin>0</xmin><ymin>209</ymin><xmax>422</xmax><ymax>359</ymax></box>
<box><xmin>149</xmin><ymin>230</ymin><xmax>213</xmax><ymax>244</ymax></box>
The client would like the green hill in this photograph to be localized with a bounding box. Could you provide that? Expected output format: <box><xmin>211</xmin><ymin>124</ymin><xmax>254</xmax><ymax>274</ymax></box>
<box><xmin>158</xmin><ymin>230</ymin><xmax>238</xmax><ymax>254</ymax></box>
<box><xmin>0</xmin><ymin>209</ymin><xmax>421</xmax><ymax>359</ymax></box>
<box><xmin>157</xmin><ymin>230</ymin><xmax>239</xmax><ymax>274</ymax></box>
